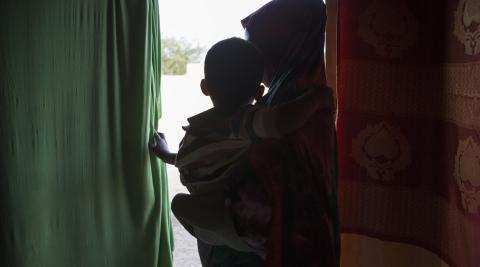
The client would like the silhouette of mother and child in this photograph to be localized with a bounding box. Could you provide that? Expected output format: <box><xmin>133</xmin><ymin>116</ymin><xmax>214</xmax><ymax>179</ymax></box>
<box><xmin>151</xmin><ymin>1</ymin><xmax>339</xmax><ymax>266</ymax></box>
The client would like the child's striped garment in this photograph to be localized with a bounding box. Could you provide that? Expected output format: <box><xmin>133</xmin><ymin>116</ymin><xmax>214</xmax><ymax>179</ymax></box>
<box><xmin>175</xmin><ymin>104</ymin><xmax>278</xmax><ymax>194</ymax></box>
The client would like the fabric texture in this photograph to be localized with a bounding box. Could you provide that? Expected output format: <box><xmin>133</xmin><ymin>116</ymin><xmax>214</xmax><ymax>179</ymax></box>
<box><xmin>175</xmin><ymin>107</ymin><xmax>253</xmax><ymax>193</ymax></box>
<box><xmin>175</xmin><ymin>103</ymin><xmax>289</xmax><ymax>193</ymax></box>
<box><xmin>337</xmin><ymin>0</ymin><xmax>480</xmax><ymax>266</ymax></box>
<box><xmin>173</xmin><ymin>102</ymin><xmax>303</xmax><ymax>256</ymax></box>
<box><xmin>226</xmin><ymin>1</ymin><xmax>340</xmax><ymax>266</ymax></box>
<box><xmin>0</xmin><ymin>1</ymin><xmax>173</xmax><ymax>266</ymax></box>
<box><xmin>174</xmin><ymin>106</ymin><xmax>269</xmax><ymax>265</ymax></box>
<box><xmin>197</xmin><ymin>240</ymin><xmax>265</xmax><ymax>267</ymax></box>
<box><xmin>172</xmin><ymin>107</ymin><xmax>257</xmax><ymax>253</ymax></box>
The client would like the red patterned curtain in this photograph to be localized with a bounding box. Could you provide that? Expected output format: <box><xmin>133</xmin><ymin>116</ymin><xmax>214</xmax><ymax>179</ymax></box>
<box><xmin>336</xmin><ymin>0</ymin><xmax>480</xmax><ymax>266</ymax></box>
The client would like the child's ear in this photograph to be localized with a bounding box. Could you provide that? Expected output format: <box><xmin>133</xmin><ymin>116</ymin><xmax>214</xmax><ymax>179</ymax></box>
<box><xmin>200</xmin><ymin>79</ymin><xmax>209</xmax><ymax>96</ymax></box>
<box><xmin>254</xmin><ymin>85</ymin><xmax>265</xmax><ymax>102</ymax></box>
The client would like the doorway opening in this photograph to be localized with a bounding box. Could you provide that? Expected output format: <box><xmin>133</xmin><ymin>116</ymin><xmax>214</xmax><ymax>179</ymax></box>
<box><xmin>158</xmin><ymin>1</ymin><xmax>271</xmax><ymax>266</ymax></box>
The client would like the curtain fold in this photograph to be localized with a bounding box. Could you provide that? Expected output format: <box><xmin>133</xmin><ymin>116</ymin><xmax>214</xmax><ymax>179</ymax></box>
<box><xmin>0</xmin><ymin>0</ymin><xmax>173</xmax><ymax>266</ymax></box>
<box><xmin>337</xmin><ymin>0</ymin><xmax>480</xmax><ymax>266</ymax></box>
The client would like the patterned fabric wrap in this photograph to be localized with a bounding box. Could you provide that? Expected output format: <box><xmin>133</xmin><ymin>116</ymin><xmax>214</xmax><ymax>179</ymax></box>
<box><xmin>337</xmin><ymin>0</ymin><xmax>480</xmax><ymax>266</ymax></box>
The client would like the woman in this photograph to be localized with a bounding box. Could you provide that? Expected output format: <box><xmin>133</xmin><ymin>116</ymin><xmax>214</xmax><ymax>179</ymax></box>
<box><xmin>226</xmin><ymin>0</ymin><xmax>339</xmax><ymax>266</ymax></box>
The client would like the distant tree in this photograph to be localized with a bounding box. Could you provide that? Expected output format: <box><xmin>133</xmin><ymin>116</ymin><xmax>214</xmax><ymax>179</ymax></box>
<box><xmin>161</xmin><ymin>37</ymin><xmax>205</xmax><ymax>75</ymax></box>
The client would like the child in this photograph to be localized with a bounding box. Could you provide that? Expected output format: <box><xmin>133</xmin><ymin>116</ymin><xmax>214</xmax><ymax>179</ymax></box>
<box><xmin>151</xmin><ymin>37</ymin><xmax>333</xmax><ymax>253</ymax></box>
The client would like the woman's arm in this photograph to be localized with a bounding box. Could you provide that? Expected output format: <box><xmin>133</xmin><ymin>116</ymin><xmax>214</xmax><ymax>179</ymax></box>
<box><xmin>251</xmin><ymin>85</ymin><xmax>334</xmax><ymax>138</ymax></box>
<box><xmin>272</xmin><ymin>85</ymin><xmax>334</xmax><ymax>135</ymax></box>
<box><xmin>150</xmin><ymin>132</ymin><xmax>177</xmax><ymax>165</ymax></box>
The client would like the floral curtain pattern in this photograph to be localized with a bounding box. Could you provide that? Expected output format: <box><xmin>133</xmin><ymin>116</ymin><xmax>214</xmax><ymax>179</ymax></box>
<box><xmin>337</xmin><ymin>0</ymin><xmax>480</xmax><ymax>266</ymax></box>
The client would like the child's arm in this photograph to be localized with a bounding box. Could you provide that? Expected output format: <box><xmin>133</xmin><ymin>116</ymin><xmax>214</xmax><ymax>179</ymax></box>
<box><xmin>250</xmin><ymin>85</ymin><xmax>334</xmax><ymax>139</ymax></box>
<box><xmin>150</xmin><ymin>132</ymin><xmax>177</xmax><ymax>165</ymax></box>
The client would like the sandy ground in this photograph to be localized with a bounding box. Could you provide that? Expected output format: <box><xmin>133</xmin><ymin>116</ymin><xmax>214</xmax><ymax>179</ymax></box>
<box><xmin>161</xmin><ymin>65</ymin><xmax>210</xmax><ymax>267</ymax></box>
<box><xmin>171</xmin><ymin>215</ymin><xmax>202</xmax><ymax>267</ymax></box>
<box><xmin>167</xmin><ymin>165</ymin><xmax>202</xmax><ymax>267</ymax></box>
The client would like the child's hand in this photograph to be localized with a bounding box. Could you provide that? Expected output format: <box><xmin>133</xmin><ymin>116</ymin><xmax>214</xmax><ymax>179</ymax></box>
<box><xmin>150</xmin><ymin>132</ymin><xmax>176</xmax><ymax>165</ymax></box>
<box><xmin>150</xmin><ymin>131</ymin><xmax>170</xmax><ymax>156</ymax></box>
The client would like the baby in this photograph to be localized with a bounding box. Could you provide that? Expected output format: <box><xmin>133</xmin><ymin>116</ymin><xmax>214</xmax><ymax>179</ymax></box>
<box><xmin>151</xmin><ymin>37</ymin><xmax>333</xmax><ymax>253</ymax></box>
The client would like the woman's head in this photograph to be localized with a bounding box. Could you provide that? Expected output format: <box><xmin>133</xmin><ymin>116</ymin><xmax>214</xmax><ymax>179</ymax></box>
<box><xmin>242</xmin><ymin>0</ymin><xmax>327</xmax><ymax>87</ymax></box>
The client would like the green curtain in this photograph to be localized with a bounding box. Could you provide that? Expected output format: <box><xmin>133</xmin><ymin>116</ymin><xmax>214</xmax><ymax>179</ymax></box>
<box><xmin>0</xmin><ymin>0</ymin><xmax>173</xmax><ymax>266</ymax></box>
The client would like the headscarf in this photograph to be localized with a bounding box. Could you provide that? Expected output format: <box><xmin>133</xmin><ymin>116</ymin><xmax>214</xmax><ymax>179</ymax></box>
<box><xmin>241</xmin><ymin>0</ymin><xmax>327</xmax><ymax>105</ymax></box>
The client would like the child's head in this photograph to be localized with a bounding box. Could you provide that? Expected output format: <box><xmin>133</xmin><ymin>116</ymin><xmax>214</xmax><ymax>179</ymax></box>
<box><xmin>201</xmin><ymin>37</ymin><xmax>264</xmax><ymax>113</ymax></box>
